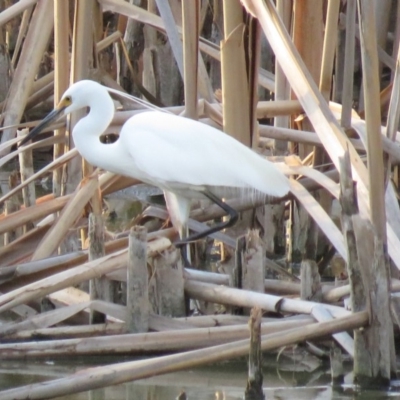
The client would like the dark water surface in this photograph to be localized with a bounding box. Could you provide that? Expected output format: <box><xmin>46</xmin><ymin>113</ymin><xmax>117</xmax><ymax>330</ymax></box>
<box><xmin>1</xmin><ymin>355</ymin><xmax>399</xmax><ymax>399</ymax></box>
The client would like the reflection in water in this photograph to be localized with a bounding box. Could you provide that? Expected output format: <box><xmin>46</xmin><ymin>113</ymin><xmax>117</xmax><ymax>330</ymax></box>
<box><xmin>0</xmin><ymin>356</ymin><xmax>399</xmax><ymax>399</ymax></box>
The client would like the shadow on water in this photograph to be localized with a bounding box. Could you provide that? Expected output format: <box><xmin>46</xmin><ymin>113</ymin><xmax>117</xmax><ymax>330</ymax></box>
<box><xmin>0</xmin><ymin>355</ymin><xmax>399</xmax><ymax>399</ymax></box>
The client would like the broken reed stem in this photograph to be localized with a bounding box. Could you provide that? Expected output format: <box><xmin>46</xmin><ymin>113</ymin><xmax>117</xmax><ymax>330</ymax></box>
<box><xmin>341</xmin><ymin>0</ymin><xmax>356</xmax><ymax>129</ymax></box>
<box><xmin>0</xmin><ymin>317</ymin><xmax>316</xmax><ymax>357</ymax></box>
<box><xmin>0</xmin><ymin>0</ymin><xmax>37</xmax><ymax>27</ymax></box>
<box><xmin>340</xmin><ymin>149</ymin><xmax>396</xmax><ymax>384</ymax></box>
<box><xmin>4</xmin><ymin>172</ymin><xmax>20</xmax><ymax>245</ymax></box>
<box><xmin>311</xmin><ymin>305</ymin><xmax>354</xmax><ymax>357</ymax></box>
<box><xmin>273</xmin><ymin>0</ymin><xmax>290</xmax><ymax>153</ymax></box>
<box><xmin>0</xmin><ymin>237</ymin><xmax>171</xmax><ymax>315</ymax></box>
<box><xmin>1</xmin><ymin>315</ymin><xmax>316</xmax><ymax>345</ymax></box>
<box><xmin>0</xmin><ymin>311</ymin><xmax>369</xmax><ymax>400</ymax></box>
<box><xmin>182</xmin><ymin>0</ymin><xmax>199</xmax><ymax>119</ymax></box>
<box><xmin>357</xmin><ymin>0</ymin><xmax>386</xmax><ymax>242</ymax></box>
<box><xmin>1</xmin><ymin>0</ymin><xmax>54</xmax><ymax>145</ymax></box>
<box><xmin>89</xmin><ymin>213</ymin><xmax>110</xmax><ymax>324</ymax></box>
<box><xmin>17</xmin><ymin>130</ymin><xmax>36</xmax><ymax>233</ymax></box>
<box><xmin>127</xmin><ymin>226</ymin><xmax>149</xmax><ymax>333</ymax></box>
<box><xmin>53</xmin><ymin>0</ymin><xmax>69</xmax><ymax>196</ymax></box>
<box><xmin>221</xmin><ymin>0</ymin><xmax>250</xmax><ymax>145</ymax></box>
<box><xmin>245</xmin><ymin>307</ymin><xmax>264</xmax><ymax>400</ymax></box>
<box><xmin>152</xmin><ymin>246</ymin><xmax>186</xmax><ymax>317</ymax></box>
<box><xmin>185</xmin><ymin>280</ymin><xmax>350</xmax><ymax>318</ymax></box>
<box><xmin>10</xmin><ymin>4</ymin><xmax>33</xmax><ymax>67</ymax></box>
<box><xmin>319</xmin><ymin>0</ymin><xmax>340</xmax><ymax>101</ymax></box>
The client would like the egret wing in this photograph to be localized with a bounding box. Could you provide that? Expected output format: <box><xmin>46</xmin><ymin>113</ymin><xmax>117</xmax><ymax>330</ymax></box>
<box><xmin>121</xmin><ymin>112</ymin><xmax>289</xmax><ymax>197</ymax></box>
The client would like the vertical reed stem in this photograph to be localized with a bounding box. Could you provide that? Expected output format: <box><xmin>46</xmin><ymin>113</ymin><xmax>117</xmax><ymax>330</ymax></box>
<box><xmin>89</xmin><ymin>213</ymin><xmax>109</xmax><ymax>324</ymax></box>
<box><xmin>127</xmin><ymin>226</ymin><xmax>149</xmax><ymax>333</ymax></box>
<box><xmin>53</xmin><ymin>0</ymin><xmax>69</xmax><ymax>197</ymax></box>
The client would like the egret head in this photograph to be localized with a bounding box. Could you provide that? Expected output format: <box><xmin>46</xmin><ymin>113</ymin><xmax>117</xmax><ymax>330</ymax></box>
<box><xmin>60</xmin><ymin>80</ymin><xmax>104</xmax><ymax>114</ymax></box>
<box><xmin>18</xmin><ymin>80</ymin><xmax>106</xmax><ymax>147</ymax></box>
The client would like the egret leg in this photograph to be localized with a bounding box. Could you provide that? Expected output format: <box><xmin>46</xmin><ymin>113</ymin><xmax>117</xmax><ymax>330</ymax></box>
<box><xmin>175</xmin><ymin>190</ymin><xmax>239</xmax><ymax>246</ymax></box>
<box><xmin>179</xmin><ymin>243</ymin><xmax>193</xmax><ymax>269</ymax></box>
<box><xmin>164</xmin><ymin>191</ymin><xmax>193</xmax><ymax>266</ymax></box>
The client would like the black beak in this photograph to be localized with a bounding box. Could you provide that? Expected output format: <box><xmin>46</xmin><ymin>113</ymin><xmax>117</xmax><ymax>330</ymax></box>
<box><xmin>18</xmin><ymin>106</ymin><xmax>66</xmax><ymax>147</ymax></box>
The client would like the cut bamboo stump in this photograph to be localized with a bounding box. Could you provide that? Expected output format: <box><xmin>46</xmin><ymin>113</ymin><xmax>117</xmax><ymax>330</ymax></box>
<box><xmin>233</xmin><ymin>230</ymin><xmax>265</xmax><ymax>314</ymax></box>
<box><xmin>300</xmin><ymin>259</ymin><xmax>322</xmax><ymax>302</ymax></box>
<box><xmin>241</xmin><ymin>231</ymin><xmax>266</xmax><ymax>294</ymax></box>
<box><xmin>391</xmin><ymin>293</ymin><xmax>400</xmax><ymax>329</ymax></box>
<box><xmin>17</xmin><ymin>129</ymin><xmax>36</xmax><ymax>233</ymax></box>
<box><xmin>330</xmin><ymin>345</ymin><xmax>344</xmax><ymax>386</ymax></box>
<box><xmin>4</xmin><ymin>199</ymin><xmax>19</xmax><ymax>245</ymax></box>
<box><xmin>245</xmin><ymin>307</ymin><xmax>264</xmax><ymax>400</ymax></box>
<box><xmin>339</xmin><ymin>150</ymin><xmax>396</xmax><ymax>386</ymax></box>
<box><xmin>339</xmin><ymin>152</ymin><xmax>365</xmax><ymax>313</ymax></box>
<box><xmin>232</xmin><ymin>235</ymin><xmax>245</xmax><ymax>314</ymax></box>
<box><xmin>151</xmin><ymin>246</ymin><xmax>185</xmax><ymax>317</ymax></box>
<box><xmin>4</xmin><ymin>171</ymin><xmax>21</xmax><ymax>245</ymax></box>
<box><xmin>127</xmin><ymin>226</ymin><xmax>149</xmax><ymax>333</ymax></box>
<box><xmin>0</xmin><ymin>237</ymin><xmax>171</xmax><ymax>315</ymax></box>
<box><xmin>257</xmin><ymin>203</ymin><xmax>286</xmax><ymax>259</ymax></box>
<box><xmin>89</xmin><ymin>213</ymin><xmax>110</xmax><ymax>324</ymax></box>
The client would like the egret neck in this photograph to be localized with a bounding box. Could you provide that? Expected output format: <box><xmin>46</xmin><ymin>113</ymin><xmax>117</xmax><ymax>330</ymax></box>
<box><xmin>71</xmin><ymin>92</ymin><xmax>115</xmax><ymax>168</ymax></box>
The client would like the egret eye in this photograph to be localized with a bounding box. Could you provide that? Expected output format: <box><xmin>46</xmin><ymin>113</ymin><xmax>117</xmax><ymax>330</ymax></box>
<box><xmin>64</xmin><ymin>96</ymin><xmax>72</xmax><ymax>104</ymax></box>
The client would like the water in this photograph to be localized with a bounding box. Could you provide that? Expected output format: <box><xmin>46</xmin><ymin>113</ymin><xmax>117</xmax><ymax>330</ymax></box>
<box><xmin>0</xmin><ymin>356</ymin><xmax>399</xmax><ymax>399</ymax></box>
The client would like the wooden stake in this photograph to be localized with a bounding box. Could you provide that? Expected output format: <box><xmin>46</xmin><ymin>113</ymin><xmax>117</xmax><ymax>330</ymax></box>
<box><xmin>245</xmin><ymin>307</ymin><xmax>264</xmax><ymax>400</ymax></box>
<box><xmin>241</xmin><ymin>230</ymin><xmax>265</xmax><ymax>295</ymax></box>
<box><xmin>17</xmin><ymin>129</ymin><xmax>36</xmax><ymax>233</ymax></box>
<box><xmin>89</xmin><ymin>213</ymin><xmax>110</xmax><ymax>324</ymax></box>
<box><xmin>339</xmin><ymin>152</ymin><xmax>365</xmax><ymax>314</ymax></box>
<box><xmin>0</xmin><ymin>237</ymin><xmax>171</xmax><ymax>314</ymax></box>
<box><xmin>357</xmin><ymin>0</ymin><xmax>386</xmax><ymax>243</ymax></box>
<box><xmin>300</xmin><ymin>259</ymin><xmax>322</xmax><ymax>302</ymax></box>
<box><xmin>232</xmin><ymin>235</ymin><xmax>245</xmax><ymax>315</ymax></box>
<box><xmin>127</xmin><ymin>226</ymin><xmax>149</xmax><ymax>333</ymax></box>
<box><xmin>4</xmin><ymin>200</ymin><xmax>18</xmax><ymax>245</ymax></box>
<box><xmin>4</xmin><ymin>172</ymin><xmax>20</xmax><ymax>245</ymax></box>
<box><xmin>330</xmin><ymin>345</ymin><xmax>344</xmax><ymax>386</ymax></box>
<box><xmin>340</xmin><ymin>150</ymin><xmax>396</xmax><ymax>386</ymax></box>
<box><xmin>152</xmin><ymin>246</ymin><xmax>185</xmax><ymax>317</ymax></box>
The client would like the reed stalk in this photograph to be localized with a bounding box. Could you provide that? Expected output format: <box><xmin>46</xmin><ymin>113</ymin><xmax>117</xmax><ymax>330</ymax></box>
<box><xmin>53</xmin><ymin>0</ymin><xmax>69</xmax><ymax>196</ymax></box>
<box><xmin>0</xmin><ymin>311</ymin><xmax>368</xmax><ymax>400</ymax></box>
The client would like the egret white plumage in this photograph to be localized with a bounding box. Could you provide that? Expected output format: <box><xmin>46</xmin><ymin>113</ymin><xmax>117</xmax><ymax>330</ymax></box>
<box><xmin>19</xmin><ymin>80</ymin><xmax>290</xmax><ymax>246</ymax></box>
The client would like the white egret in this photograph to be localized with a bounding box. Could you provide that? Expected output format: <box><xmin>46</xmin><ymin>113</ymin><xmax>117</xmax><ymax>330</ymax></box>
<box><xmin>19</xmin><ymin>80</ymin><xmax>290</xmax><ymax>247</ymax></box>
